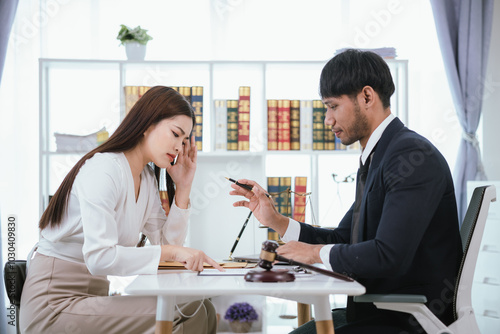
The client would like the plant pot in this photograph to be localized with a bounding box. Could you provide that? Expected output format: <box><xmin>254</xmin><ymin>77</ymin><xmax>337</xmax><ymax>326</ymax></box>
<box><xmin>125</xmin><ymin>42</ymin><xmax>146</xmax><ymax>60</ymax></box>
<box><xmin>229</xmin><ymin>321</ymin><xmax>253</xmax><ymax>333</ymax></box>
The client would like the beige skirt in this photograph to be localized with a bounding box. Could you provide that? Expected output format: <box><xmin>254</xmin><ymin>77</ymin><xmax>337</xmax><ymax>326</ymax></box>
<box><xmin>19</xmin><ymin>253</ymin><xmax>216</xmax><ymax>334</ymax></box>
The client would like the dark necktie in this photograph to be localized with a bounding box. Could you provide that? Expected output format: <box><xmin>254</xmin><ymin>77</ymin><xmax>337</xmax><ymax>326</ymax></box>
<box><xmin>351</xmin><ymin>155</ymin><xmax>371</xmax><ymax>244</ymax></box>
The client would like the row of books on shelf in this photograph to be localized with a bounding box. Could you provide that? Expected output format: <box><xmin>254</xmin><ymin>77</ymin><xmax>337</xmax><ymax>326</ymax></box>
<box><xmin>266</xmin><ymin>99</ymin><xmax>360</xmax><ymax>151</ymax></box>
<box><xmin>214</xmin><ymin>98</ymin><xmax>360</xmax><ymax>151</ymax></box>
<box><xmin>125</xmin><ymin>85</ymin><xmax>252</xmax><ymax>152</ymax></box>
<box><xmin>266</xmin><ymin>176</ymin><xmax>308</xmax><ymax>241</ymax></box>
<box><xmin>125</xmin><ymin>85</ymin><xmax>360</xmax><ymax>153</ymax></box>
<box><xmin>125</xmin><ymin>85</ymin><xmax>205</xmax><ymax>151</ymax></box>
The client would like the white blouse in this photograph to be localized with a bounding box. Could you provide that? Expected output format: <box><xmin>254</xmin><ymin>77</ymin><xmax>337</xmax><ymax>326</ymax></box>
<box><xmin>37</xmin><ymin>152</ymin><xmax>189</xmax><ymax>276</ymax></box>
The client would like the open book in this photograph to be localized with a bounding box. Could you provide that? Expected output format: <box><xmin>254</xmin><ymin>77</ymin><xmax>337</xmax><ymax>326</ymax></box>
<box><xmin>158</xmin><ymin>261</ymin><xmax>256</xmax><ymax>270</ymax></box>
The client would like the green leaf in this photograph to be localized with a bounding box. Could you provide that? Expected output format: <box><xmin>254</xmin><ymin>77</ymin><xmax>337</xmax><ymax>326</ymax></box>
<box><xmin>116</xmin><ymin>24</ymin><xmax>153</xmax><ymax>46</ymax></box>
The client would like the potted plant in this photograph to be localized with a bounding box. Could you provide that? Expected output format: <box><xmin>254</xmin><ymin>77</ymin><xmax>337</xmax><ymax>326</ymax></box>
<box><xmin>116</xmin><ymin>24</ymin><xmax>153</xmax><ymax>60</ymax></box>
<box><xmin>224</xmin><ymin>302</ymin><xmax>258</xmax><ymax>333</ymax></box>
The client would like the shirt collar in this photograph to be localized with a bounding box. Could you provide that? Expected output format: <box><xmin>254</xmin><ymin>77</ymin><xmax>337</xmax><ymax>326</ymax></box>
<box><xmin>360</xmin><ymin>113</ymin><xmax>395</xmax><ymax>164</ymax></box>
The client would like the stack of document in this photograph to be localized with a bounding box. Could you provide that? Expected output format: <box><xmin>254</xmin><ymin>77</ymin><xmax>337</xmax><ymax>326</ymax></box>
<box><xmin>158</xmin><ymin>261</ymin><xmax>254</xmax><ymax>270</ymax></box>
<box><xmin>335</xmin><ymin>47</ymin><xmax>397</xmax><ymax>59</ymax></box>
<box><xmin>54</xmin><ymin>127</ymin><xmax>109</xmax><ymax>152</ymax></box>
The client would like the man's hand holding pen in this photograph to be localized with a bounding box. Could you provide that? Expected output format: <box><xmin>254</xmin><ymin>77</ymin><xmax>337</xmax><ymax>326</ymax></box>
<box><xmin>229</xmin><ymin>179</ymin><xmax>290</xmax><ymax>236</ymax></box>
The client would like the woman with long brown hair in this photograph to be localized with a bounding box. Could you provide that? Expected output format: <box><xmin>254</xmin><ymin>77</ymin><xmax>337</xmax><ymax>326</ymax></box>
<box><xmin>20</xmin><ymin>86</ymin><xmax>221</xmax><ymax>333</ymax></box>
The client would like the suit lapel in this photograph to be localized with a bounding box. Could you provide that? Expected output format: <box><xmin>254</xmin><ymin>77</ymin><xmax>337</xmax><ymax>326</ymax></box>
<box><xmin>356</xmin><ymin>117</ymin><xmax>405</xmax><ymax>242</ymax></box>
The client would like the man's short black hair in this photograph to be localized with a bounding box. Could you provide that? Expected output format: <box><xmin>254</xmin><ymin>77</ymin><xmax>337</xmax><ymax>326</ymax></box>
<box><xmin>319</xmin><ymin>49</ymin><xmax>395</xmax><ymax>108</ymax></box>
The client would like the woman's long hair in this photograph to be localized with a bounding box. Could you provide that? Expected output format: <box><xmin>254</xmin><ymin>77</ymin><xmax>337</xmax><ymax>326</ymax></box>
<box><xmin>39</xmin><ymin>86</ymin><xmax>195</xmax><ymax>230</ymax></box>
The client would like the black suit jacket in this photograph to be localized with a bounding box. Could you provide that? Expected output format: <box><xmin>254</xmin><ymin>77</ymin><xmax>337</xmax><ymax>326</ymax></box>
<box><xmin>298</xmin><ymin>118</ymin><xmax>462</xmax><ymax>324</ymax></box>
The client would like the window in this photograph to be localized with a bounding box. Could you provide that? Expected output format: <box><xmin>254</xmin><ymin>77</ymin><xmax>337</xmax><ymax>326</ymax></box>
<box><xmin>1</xmin><ymin>0</ymin><xmax>459</xmax><ymax>260</ymax></box>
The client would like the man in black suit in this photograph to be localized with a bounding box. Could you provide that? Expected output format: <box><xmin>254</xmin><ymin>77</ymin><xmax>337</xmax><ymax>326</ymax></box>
<box><xmin>230</xmin><ymin>49</ymin><xmax>463</xmax><ymax>333</ymax></box>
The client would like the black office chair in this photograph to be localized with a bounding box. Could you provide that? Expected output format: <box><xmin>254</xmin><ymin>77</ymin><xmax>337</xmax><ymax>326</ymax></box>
<box><xmin>4</xmin><ymin>260</ymin><xmax>27</xmax><ymax>334</ymax></box>
<box><xmin>354</xmin><ymin>185</ymin><xmax>497</xmax><ymax>334</ymax></box>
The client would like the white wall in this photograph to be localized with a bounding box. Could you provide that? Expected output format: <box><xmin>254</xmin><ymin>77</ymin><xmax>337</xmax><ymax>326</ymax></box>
<box><xmin>482</xmin><ymin>0</ymin><xmax>500</xmax><ymax>181</ymax></box>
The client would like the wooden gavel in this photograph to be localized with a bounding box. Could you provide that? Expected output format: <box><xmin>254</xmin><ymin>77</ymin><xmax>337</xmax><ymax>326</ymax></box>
<box><xmin>258</xmin><ymin>240</ymin><xmax>354</xmax><ymax>282</ymax></box>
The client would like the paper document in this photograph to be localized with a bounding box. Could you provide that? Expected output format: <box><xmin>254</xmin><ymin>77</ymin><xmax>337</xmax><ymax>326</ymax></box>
<box><xmin>197</xmin><ymin>269</ymin><xmax>253</xmax><ymax>276</ymax></box>
<box><xmin>159</xmin><ymin>261</ymin><xmax>254</xmax><ymax>270</ymax></box>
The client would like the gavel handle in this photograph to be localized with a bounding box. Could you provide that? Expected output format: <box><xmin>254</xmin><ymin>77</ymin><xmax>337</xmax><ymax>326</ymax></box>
<box><xmin>275</xmin><ymin>255</ymin><xmax>354</xmax><ymax>282</ymax></box>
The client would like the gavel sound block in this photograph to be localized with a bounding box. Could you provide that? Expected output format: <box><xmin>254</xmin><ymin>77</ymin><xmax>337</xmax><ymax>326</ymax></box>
<box><xmin>244</xmin><ymin>240</ymin><xmax>295</xmax><ymax>282</ymax></box>
<box><xmin>244</xmin><ymin>240</ymin><xmax>354</xmax><ymax>283</ymax></box>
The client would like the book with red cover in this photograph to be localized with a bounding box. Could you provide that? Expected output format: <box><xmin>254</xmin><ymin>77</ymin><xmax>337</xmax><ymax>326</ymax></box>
<box><xmin>237</xmin><ymin>86</ymin><xmax>250</xmax><ymax>151</ymax></box>
<box><xmin>267</xmin><ymin>100</ymin><xmax>278</xmax><ymax>150</ymax></box>
<box><xmin>293</xmin><ymin>176</ymin><xmax>307</xmax><ymax>222</ymax></box>
<box><xmin>278</xmin><ymin>100</ymin><xmax>291</xmax><ymax>150</ymax></box>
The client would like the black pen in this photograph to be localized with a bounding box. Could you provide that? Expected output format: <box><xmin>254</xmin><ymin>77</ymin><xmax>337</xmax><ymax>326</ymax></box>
<box><xmin>227</xmin><ymin>211</ymin><xmax>253</xmax><ymax>261</ymax></box>
<box><xmin>225</xmin><ymin>177</ymin><xmax>270</xmax><ymax>198</ymax></box>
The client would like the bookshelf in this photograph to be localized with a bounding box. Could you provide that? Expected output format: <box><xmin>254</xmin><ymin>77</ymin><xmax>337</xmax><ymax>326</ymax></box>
<box><xmin>39</xmin><ymin>58</ymin><xmax>408</xmax><ymax>259</ymax></box>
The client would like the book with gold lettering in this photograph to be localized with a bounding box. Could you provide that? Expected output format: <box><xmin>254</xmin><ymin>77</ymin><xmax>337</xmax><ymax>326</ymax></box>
<box><xmin>178</xmin><ymin>86</ymin><xmax>192</xmax><ymax>104</ymax></box>
<box><xmin>312</xmin><ymin>100</ymin><xmax>325</xmax><ymax>150</ymax></box>
<box><xmin>267</xmin><ymin>99</ymin><xmax>278</xmax><ymax>150</ymax></box>
<box><xmin>278</xmin><ymin>100</ymin><xmax>291</xmax><ymax>150</ymax></box>
<box><xmin>191</xmin><ymin>86</ymin><xmax>203</xmax><ymax>151</ymax></box>
<box><xmin>237</xmin><ymin>86</ymin><xmax>250</xmax><ymax>150</ymax></box>
<box><xmin>290</xmin><ymin>100</ymin><xmax>301</xmax><ymax>150</ymax></box>
<box><xmin>279</xmin><ymin>177</ymin><xmax>292</xmax><ymax>218</ymax></box>
<box><xmin>227</xmin><ymin>100</ymin><xmax>239</xmax><ymax>151</ymax></box>
<box><xmin>293</xmin><ymin>176</ymin><xmax>307</xmax><ymax>222</ymax></box>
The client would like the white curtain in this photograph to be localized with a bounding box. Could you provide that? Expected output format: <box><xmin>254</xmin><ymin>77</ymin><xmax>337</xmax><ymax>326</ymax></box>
<box><xmin>0</xmin><ymin>0</ymin><xmax>20</xmax><ymax>329</ymax></box>
<box><xmin>430</xmin><ymin>0</ymin><xmax>494</xmax><ymax>222</ymax></box>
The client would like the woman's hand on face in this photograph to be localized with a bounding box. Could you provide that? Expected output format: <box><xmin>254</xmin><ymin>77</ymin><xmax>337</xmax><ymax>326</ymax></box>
<box><xmin>161</xmin><ymin>245</ymin><xmax>224</xmax><ymax>272</ymax></box>
<box><xmin>165</xmin><ymin>135</ymin><xmax>197</xmax><ymax>189</ymax></box>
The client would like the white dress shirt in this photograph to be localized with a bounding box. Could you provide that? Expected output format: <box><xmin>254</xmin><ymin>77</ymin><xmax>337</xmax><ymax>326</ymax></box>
<box><xmin>281</xmin><ymin>113</ymin><xmax>396</xmax><ymax>270</ymax></box>
<box><xmin>37</xmin><ymin>152</ymin><xmax>189</xmax><ymax>276</ymax></box>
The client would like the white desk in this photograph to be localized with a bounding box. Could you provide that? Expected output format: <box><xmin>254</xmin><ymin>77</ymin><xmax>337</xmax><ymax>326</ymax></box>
<box><xmin>125</xmin><ymin>270</ymin><xmax>365</xmax><ymax>334</ymax></box>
